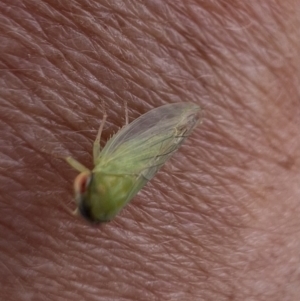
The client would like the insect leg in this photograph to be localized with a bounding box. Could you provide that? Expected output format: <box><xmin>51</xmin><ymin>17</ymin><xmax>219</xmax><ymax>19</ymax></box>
<box><xmin>45</xmin><ymin>150</ymin><xmax>89</xmax><ymax>173</ymax></box>
<box><xmin>66</xmin><ymin>157</ymin><xmax>90</xmax><ymax>173</ymax></box>
<box><xmin>124</xmin><ymin>100</ymin><xmax>129</xmax><ymax>125</ymax></box>
<box><xmin>60</xmin><ymin>200</ymin><xmax>80</xmax><ymax>217</ymax></box>
<box><xmin>93</xmin><ymin>103</ymin><xmax>108</xmax><ymax>164</ymax></box>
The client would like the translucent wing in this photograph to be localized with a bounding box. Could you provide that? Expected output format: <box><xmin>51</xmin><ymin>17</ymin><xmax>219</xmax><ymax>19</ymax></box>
<box><xmin>94</xmin><ymin>103</ymin><xmax>201</xmax><ymax>182</ymax></box>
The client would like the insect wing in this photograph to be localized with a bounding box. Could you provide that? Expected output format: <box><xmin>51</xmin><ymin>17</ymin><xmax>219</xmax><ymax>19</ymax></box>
<box><xmin>94</xmin><ymin>103</ymin><xmax>201</xmax><ymax>181</ymax></box>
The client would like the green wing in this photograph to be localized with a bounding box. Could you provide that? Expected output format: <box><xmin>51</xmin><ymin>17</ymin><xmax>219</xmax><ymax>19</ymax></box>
<box><xmin>95</xmin><ymin>103</ymin><xmax>200</xmax><ymax>176</ymax></box>
<box><xmin>93</xmin><ymin>102</ymin><xmax>201</xmax><ymax>203</ymax></box>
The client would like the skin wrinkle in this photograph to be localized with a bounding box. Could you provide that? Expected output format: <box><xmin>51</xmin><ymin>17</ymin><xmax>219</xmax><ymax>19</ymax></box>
<box><xmin>1</xmin><ymin>0</ymin><xmax>300</xmax><ymax>301</ymax></box>
<box><xmin>86</xmin><ymin>4</ymin><xmax>209</xmax><ymax>98</ymax></box>
<box><xmin>4</xmin><ymin>5</ymin><xmax>120</xmax><ymax>108</ymax></box>
<box><xmin>188</xmin><ymin>4</ymin><xmax>292</xmax><ymax>111</ymax></box>
<box><xmin>53</xmin><ymin>5</ymin><xmax>157</xmax><ymax>92</ymax></box>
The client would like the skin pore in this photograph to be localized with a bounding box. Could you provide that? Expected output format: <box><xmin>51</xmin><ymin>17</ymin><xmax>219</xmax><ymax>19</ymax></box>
<box><xmin>1</xmin><ymin>1</ymin><xmax>300</xmax><ymax>300</ymax></box>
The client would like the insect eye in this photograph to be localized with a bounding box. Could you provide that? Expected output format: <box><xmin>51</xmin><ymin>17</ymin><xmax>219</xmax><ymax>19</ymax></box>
<box><xmin>74</xmin><ymin>171</ymin><xmax>92</xmax><ymax>195</ymax></box>
<box><xmin>79</xmin><ymin>177</ymin><xmax>87</xmax><ymax>194</ymax></box>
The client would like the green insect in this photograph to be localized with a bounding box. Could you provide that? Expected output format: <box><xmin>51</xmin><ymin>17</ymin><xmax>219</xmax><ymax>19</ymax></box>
<box><xmin>66</xmin><ymin>102</ymin><xmax>201</xmax><ymax>223</ymax></box>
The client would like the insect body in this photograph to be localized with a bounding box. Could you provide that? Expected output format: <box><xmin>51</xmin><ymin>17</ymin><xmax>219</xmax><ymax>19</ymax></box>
<box><xmin>67</xmin><ymin>103</ymin><xmax>201</xmax><ymax>223</ymax></box>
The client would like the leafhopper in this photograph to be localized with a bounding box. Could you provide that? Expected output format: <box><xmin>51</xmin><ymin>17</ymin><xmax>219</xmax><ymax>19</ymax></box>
<box><xmin>67</xmin><ymin>103</ymin><xmax>201</xmax><ymax>223</ymax></box>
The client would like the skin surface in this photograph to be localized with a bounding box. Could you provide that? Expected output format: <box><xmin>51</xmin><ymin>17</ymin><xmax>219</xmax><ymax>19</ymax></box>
<box><xmin>1</xmin><ymin>1</ymin><xmax>300</xmax><ymax>300</ymax></box>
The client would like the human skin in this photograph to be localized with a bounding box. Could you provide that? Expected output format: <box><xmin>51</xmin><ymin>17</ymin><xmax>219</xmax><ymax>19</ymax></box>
<box><xmin>1</xmin><ymin>0</ymin><xmax>300</xmax><ymax>300</ymax></box>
